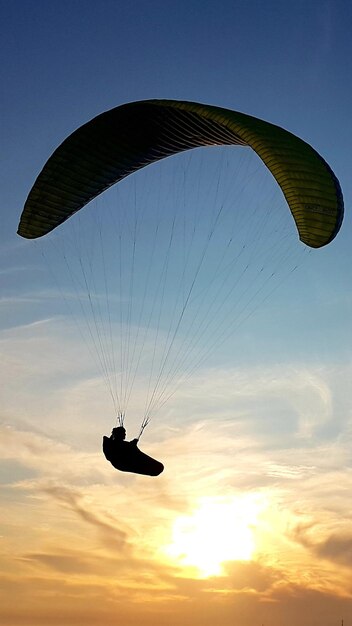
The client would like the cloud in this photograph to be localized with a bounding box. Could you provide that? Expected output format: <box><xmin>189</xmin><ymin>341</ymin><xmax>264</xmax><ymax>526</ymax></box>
<box><xmin>42</xmin><ymin>484</ymin><xmax>128</xmax><ymax>549</ymax></box>
<box><xmin>1</xmin><ymin>317</ymin><xmax>352</xmax><ymax>626</ymax></box>
<box><xmin>20</xmin><ymin>551</ymin><xmax>92</xmax><ymax>575</ymax></box>
<box><xmin>317</xmin><ymin>533</ymin><xmax>352</xmax><ymax>568</ymax></box>
<box><xmin>294</xmin><ymin>522</ymin><xmax>352</xmax><ymax>571</ymax></box>
<box><xmin>1</xmin><ymin>570</ymin><xmax>351</xmax><ymax>626</ymax></box>
<box><xmin>2</xmin><ymin>310</ymin><xmax>352</xmax><ymax>447</ymax></box>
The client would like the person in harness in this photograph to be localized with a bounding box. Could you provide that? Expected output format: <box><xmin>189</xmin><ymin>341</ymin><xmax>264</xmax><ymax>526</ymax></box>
<box><xmin>103</xmin><ymin>426</ymin><xmax>164</xmax><ymax>476</ymax></box>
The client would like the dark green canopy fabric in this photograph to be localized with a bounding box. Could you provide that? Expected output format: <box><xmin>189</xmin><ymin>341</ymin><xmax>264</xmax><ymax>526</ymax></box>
<box><xmin>18</xmin><ymin>99</ymin><xmax>343</xmax><ymax>248</ymax></box>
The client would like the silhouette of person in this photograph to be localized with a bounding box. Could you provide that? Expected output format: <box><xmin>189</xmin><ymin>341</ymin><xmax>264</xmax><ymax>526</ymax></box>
<box><xmin>103</xmin><ymin>426</ymin><xmax>164</xmax><ymax>476</ymax></box>
<box><xmin>111</xmin><ymin>426</ymin><xmax>138</xmax><ymax>447</ymax></box>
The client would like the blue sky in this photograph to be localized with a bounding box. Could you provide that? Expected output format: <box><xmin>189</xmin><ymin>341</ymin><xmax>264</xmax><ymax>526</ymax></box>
<box><xmin>2</xmin><ymin>0</ymin><xmax>351</xmax><ymax>357</ymax></box>
<box><xmin>1</xmin><ymin>2</ymin><xmax>352</xmax><ymax>625</ymax></box>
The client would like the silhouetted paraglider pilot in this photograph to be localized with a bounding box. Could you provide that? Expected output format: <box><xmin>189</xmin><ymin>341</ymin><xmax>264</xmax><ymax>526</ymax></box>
<box><xmin>103</xmin><ymin>426</ymin><xmax>164</xmax><ymax>476</ymax></box>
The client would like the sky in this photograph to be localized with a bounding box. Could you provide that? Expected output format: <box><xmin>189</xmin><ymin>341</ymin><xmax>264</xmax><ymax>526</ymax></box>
<box><xmin>1</xmin><ymin>1</ymin><xmax>352</xmax><ymax>625</ymax></box>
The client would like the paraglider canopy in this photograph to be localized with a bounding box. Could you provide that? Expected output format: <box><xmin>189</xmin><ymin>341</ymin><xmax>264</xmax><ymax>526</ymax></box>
<box><xmin>18</xmin><ymin>99</ymin><xmax>343</xmax><ymax>248</ymax></box>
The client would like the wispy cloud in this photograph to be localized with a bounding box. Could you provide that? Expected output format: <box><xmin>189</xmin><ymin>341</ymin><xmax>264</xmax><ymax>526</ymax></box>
<box><xmin>1</xmin><ymin>319</ymin><xmax>352</xmax><ymax>625</ymax></box>
<box><xmin>42</xmin><ymin>483</ymin><xmax>128</xmax><ymax>550</ymax></box>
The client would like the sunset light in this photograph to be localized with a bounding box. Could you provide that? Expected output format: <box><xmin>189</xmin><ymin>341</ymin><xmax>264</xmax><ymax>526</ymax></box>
<box><xmin>165</xmin><ymin>494</ymin><xmax>264</xmax><ymax>577</ymax></box>
<box><xmin>2</xmin><ymin>2</ymin><xmax>352</xmax><ymax>626</ymax></box>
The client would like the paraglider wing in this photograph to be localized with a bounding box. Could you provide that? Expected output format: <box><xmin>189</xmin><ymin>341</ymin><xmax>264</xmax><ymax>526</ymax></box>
<box><xmin>18</xmin><ymin>100</ymin><xmax>343</xmax><ymax>248</ymax></box>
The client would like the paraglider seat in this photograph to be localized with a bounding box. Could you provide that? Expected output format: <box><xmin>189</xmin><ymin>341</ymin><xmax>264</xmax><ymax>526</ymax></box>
<box><xmin>103</xmin><ymin>435</ymin><xmax>164</xmax><ymax>476</ymax></box>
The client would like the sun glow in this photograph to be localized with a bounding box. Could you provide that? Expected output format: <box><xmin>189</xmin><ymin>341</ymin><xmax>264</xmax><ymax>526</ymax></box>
<box><xmin>165</xmin><ymin>494</ymin><xmax>265</xmax><ymax>578</ymax></box>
